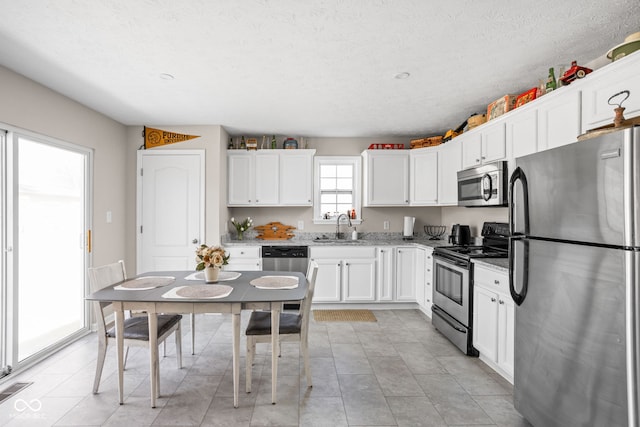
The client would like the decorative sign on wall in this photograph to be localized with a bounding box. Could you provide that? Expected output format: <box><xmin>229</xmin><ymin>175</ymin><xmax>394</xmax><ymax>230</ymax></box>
<box><xmin>143</xmin><ymin>126</ymin><xmax>200</xmax><ymax>149</ymax></box>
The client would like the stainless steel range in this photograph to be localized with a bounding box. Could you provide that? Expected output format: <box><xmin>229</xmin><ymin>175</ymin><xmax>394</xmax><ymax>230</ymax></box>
<box><xmin>432</xmin><ymin>222</ymin><xmax>509</xmax><ymax>355</ymax></box>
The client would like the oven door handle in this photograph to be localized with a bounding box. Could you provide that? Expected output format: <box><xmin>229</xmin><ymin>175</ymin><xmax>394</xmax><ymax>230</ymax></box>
<box><xmin>434</xmin><ymin>256</ymin><xmax>469</xmax><ymax>269</ymax></box>
<box><xmin>432</xmin><ymin>306</ymin><xmax>466</xmax><ymax>333</ymax></box>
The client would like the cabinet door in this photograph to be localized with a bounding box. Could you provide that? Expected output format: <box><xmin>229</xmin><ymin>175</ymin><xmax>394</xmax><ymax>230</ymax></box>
<box><xmin>227</xmin><ymin>153</ymin><xmax>254</xmax><ymax>205</ymax></box>
<box><xmin>581</xmin><ymin>54</ymin><xmax>640</xmax><ymax>132</ymax></box>
<box><xmin>376</xmin><ymin>247</ymin><xmax>394</xmax><ymax>301</ymax></box>
<box><xmin>482</xmin><ymin>121</ymin><xmax>506</xmax><ymax>163</ymax></box>
<box><xmin>538</xmin><ymin>91</ymin><xmax>581</xmax><ymax>151</ymax></box>
<box><xmin>473</xmin><ymin>286</ymin><xmax>498</xmax><ymax>362</ymax></box>
<box><xmin>255</xmin><ymin>152</ymin><xmax>279</xmax><ymax>205</ymax></box>
<box><xmin>364</xmin><ymin>151</ymin><xmax>409</xmax><ymax>206</ymax></box>
<box><xmin>280</xmin><ymin>151</ymin><xmax>313</xmax><ymax>205</ymax></box>
<box><xmin>395</xmin><ymin>247</ymin><xmax>416</xmax><ymax>301</ymax></box>
<box><xmin>410</xmin><ymin>150</ymin><xmax>438</xmax><ymax>205</ymax></box>
<box><xmin>424</xmin><ymin>250</ymin><xmax>434</xmax><ymax>315</ymax></box>
<box><xmin>437</xmin><ymin>142</ymin><xmax>462</xmax><ymax>205</ymax></box>
<box><xmin>498</xmin><ymin>294</ymin><xmax>515</xmax><ymax>378</ymax></box>
<box><xmin>461</xmin><ymin>132</ymin><xmax>483</xmax><ymax>169</ymax></box>
<box><xmin>343</xmin><ymin>259</ymin><xmax>376</xmax><ymax>301</ymax></box>
<box><xmin>507</xmin><ymin>108</ymin><xmax>538</xmax><ymax>159</ymax></box>
<box><xmin>312</xmin><ymin>258</ymin><xmax>342</xmax><ymax>302</ymax></box>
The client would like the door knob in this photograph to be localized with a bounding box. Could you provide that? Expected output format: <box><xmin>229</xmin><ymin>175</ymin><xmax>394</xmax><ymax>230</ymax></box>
<box><xmin>192</xmin><ymin>238</ymin><xmax>199</xmax><ymax>244</ymax></box>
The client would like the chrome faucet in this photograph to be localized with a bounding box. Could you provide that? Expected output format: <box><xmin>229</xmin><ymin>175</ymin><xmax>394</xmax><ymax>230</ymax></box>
<box><xmin>336</xmin><ymin>213</ymin><xmax>352</xmax><ymax>239</ymax></box>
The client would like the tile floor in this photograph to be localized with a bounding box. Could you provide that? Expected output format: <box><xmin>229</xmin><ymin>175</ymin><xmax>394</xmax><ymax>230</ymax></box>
<box><xmin>0</xmin><ymin>309</ymin><xmax>531</xmax><ymax>426</ymax></box>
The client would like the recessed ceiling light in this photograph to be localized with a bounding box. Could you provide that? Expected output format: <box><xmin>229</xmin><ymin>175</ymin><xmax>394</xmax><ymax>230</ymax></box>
<box><xmin>159</xmin><ymin>73</ymin><xmax>175</xmax><ymax>80</ymax></box>
<box><xmin>394</xmin><ymin>72</ymin><xmax>410</xmax><ymax>80</ymax></box>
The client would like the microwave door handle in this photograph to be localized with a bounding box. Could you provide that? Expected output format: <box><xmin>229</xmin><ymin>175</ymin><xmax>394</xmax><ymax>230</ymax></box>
<box><xmin>481</xmin><ymin>174</ymin><xmax>492</xmax><ymax>201</ymax></box>
<box><xmin>508</xmin><ymin>166</ymin><xmax>530</xmax><ymax>236</ymax></box>
<box><xmin>509</xmin><ymin>236</ymin><xmax>529</xmax><ymax>306</ymax></box>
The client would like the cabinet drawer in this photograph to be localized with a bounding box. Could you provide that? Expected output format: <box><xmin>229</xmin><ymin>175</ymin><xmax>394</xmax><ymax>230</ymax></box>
<box><xmin>227</xmin><ymin>246</ymin><xmax>261</xmax><ymax>259</ymax></box>
<box><xmin>474</xmin><ymin>265</ymin><xmax>508</xmax><ymax>293</ymax></box>
<box><xmin>310</xmin><ymin>246</ymin><xmax>376</xmax><ymax>259</ymax></box>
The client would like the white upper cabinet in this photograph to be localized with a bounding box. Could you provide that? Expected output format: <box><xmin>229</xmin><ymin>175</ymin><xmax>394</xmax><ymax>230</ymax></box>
<box><xmin>581</xmin><ymin>52</ymin><xmax>640</xmax><ymax>133</ymax></box>
<box><xmin>537</xmin><ymin>90</ymin><xmax>582</xmax><ymax>151</ymax></box>
<box><xmin>362</xmin><ymin>150</ymin><xmax>410</xmax><ymax>206</ymax></box>
<box><xmin>227</xmin><ymin>149</ymin><xmax>315</xmax><ymax>207</ymax></box>
<box><xmin>506</xmin><ymin>107</ymin><xmax>538</xmax><ymax>160</ymax></box>
<box><xmin>409</xmin><ymin>149</ymin><xmax>438</xmax><ymax>206</ymax></box>
<box><xmin>461</xmin><ymin>120</ymin><xmax>506</xmax><ymax>169</ymax></box>
<box><xmin>437</xmin><ymin>141</ymin><xmax>462</xmax><ymax>206</ymax></box>
<box><xmin>227</xmin><ymin>152</ymin><xmax>255</xmax><ymax>205</ymax></box>
<box><xmin>279</xmin><ymin>150</ymin><xmax>314</xmax><ymax>205</ymax></box>
<box><xmin>254</xmin><ymin>152</ymin><xmax>279</xmax><ymax>205</ymax></box>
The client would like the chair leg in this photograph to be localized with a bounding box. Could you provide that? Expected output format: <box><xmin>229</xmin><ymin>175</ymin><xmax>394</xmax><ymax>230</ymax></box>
<box><xmin>93</xmin><ymin>338</ymin><xmax>108</xmax><ymax>394</ymax></box>
<box><xmin>302</xmin><ymin>335</ymin><xmax>312</xmax><ymax>388</ymax></box>
<box><xmin>176</xmin><ymin>323</ymin><xmax>183</xmax><ymax>369</ymax></box>
<box><xmin>246</xmin><ymin>336</ymin><xmax>255</xmax><ymax>393</ymax></box>
<box><xmin>190</xmin><ymin>313</ymin><xmax>196</xmax><ymax>355</ymax></box>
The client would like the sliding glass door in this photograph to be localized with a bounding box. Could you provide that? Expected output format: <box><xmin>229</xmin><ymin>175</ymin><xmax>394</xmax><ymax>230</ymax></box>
<box><xmin>1</xmin><ymin>129</ymin><xmax>91</xmax><ymax>372</ymax></box>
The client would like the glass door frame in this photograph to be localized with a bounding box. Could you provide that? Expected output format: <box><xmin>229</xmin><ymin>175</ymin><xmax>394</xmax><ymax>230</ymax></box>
<box><xmin>1</xmin><ymin>125</ymin><xmax>93</xmax><ymax>376</ymax></box>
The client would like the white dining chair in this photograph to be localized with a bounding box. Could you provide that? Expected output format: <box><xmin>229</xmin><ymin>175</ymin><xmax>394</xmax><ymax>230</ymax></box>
<box><xmin>89</xmin><ymin>260</ymin><xmax>183</xmax><ymax>397</ymax></box>
<box><xmin>245</xmin><ymin>261</ymin><xmax>319</xmax><ymax>393</ymax></box>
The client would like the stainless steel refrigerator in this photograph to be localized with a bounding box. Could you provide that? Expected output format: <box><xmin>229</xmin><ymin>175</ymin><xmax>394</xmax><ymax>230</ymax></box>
<box><xmin>508</xmin><ymin>126</ymin><xmax>640</xmax><ymax>427</ymax></box>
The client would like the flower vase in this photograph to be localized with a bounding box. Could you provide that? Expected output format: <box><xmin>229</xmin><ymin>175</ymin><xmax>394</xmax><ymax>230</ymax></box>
<box><xmin>237</xmin><ymin>230</ymin><xmax>244</xmax><ymax>240</ymax></box>
<box><xmin>204</xmin><ymin>266</ymin><xmax>220</xmax><ymax>283</ymax></box>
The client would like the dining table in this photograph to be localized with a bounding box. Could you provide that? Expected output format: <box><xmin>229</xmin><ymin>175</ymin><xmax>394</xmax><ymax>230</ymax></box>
<box><xmin>85</xmin><ymin>269</ymin><xmax>308</xmax><ymax>408</ymax></box>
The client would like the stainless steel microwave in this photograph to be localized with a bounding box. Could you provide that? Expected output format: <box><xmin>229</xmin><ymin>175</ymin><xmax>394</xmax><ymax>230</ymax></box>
<box><xmin>457</xmin><ymin>161</ymin><xmax>508</xmax><ymax>207</ymax></box>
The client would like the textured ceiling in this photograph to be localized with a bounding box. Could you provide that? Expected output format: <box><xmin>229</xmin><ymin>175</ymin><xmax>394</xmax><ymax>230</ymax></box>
<box><xmin>0</xmin><ymin>0</ymin><xmax>638</xmax><ymax>137</ymax></box>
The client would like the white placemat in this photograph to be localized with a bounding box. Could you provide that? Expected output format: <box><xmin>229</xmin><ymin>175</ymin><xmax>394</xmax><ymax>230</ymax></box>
<box><xmin>162</xmin><ymin>284</ymin><xmax>233</xmax><ymax>299</ymax></box>
<box><xmin>184</xmin><ymin>271</ymin><xmax>242</xmax><ymax>281</ymax></box>
<box><xmin>114</xmin><ymin>276</ymin><xmax>175</xmax><ymax>291</ymax></box>
<box><xmin>249</xmin><ymin>275</ymin><xmax>299</xmax><ymax>290</ymax></box>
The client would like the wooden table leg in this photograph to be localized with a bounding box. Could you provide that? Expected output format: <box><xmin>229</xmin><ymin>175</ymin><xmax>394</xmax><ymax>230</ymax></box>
<box><xmin>231</xmin><ymin>304</ymin><xmax>241</xmax><ymax>408</ymax></box>
<box><xmin>271</xmin><ymin>303</ymin><xmax>281</xmax><ymax>404</ymax></box>
<box><xmin>148</xmin><ymin>312</ymin><xmax>158</xmax><ymax>408</ymax></box>
<box><xmin>115</xmin><ymin>303</ymin><xmax>125</xmax><ymax>405</ymax></box>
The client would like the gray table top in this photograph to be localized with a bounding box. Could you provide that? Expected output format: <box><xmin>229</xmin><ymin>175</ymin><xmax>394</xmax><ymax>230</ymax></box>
<box><xmin>86</xmin><ymin>270</ymin><xmax>308</xmax><ymax>304</ymax></box>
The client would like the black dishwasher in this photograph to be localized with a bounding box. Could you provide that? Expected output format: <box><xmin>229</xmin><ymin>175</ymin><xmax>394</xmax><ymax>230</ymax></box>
<box><xmin>261</xmin><ymin>246</ymin><xmax>309</xmax><ymax>309</ymax></box>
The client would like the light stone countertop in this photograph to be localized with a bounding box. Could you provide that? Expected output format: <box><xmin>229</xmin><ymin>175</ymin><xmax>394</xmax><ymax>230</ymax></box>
<box><xmin>473</xmin><ymin>258</ymin><xmax>510</xmax><ymax>272</ymax></box>
<box><xmin>221</xmin><ymin>233</ymin><xmax>454</xmax><ymax>249</ymax></box>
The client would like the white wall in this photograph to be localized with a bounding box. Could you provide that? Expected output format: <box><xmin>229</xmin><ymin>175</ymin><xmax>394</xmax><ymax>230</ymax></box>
<box><xmin>125</xmin><ymin>125</ymin><xmax>227</xmax><ymax>273</ymax></box>
<box><xmin>0</xmin><ymin>65</ymin><xmax>128</xmax><ymax>268</ymax></box>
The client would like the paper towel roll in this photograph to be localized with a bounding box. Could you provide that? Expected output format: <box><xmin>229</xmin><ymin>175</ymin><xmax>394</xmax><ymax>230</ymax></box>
<box><xmin>403</xmin><ymin>216</ymin><xmax>415</xmax><ymax>237</ymax></box>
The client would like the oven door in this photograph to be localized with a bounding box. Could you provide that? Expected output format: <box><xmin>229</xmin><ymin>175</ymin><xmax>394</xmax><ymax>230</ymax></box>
<box><xmin>433</xmin><ymin>254</ymin><xmax>470</xmax><ymax>326</ymax></box>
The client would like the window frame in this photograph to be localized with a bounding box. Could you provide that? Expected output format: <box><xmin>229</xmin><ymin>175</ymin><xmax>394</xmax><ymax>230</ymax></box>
<box><xmin>313</xmin><ymin>156</ymin><xmax>362</xmax><ymax>225</ymax></box>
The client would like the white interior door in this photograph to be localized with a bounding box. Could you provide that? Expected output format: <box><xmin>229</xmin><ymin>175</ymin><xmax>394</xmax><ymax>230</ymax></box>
<box><xmin>137</xmin><ymin>150</ymin><xmax>204</xmax><ymax>273</ymax></box>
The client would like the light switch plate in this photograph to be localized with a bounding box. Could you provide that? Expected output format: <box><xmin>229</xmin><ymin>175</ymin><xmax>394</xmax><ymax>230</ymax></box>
<box><xmin>297</xmin><ymin>220</ymin><xmax>304</xmax><ymax>230</ymax></box>
<box><xmin>383</xmin><ymin>220</ymin><xmax>390</xmax><ymax>230</ymax></box>
<box><xmin>106</xmin><ymin>211</ymin><xmax>112</xmax><ymax>223</ymax></box>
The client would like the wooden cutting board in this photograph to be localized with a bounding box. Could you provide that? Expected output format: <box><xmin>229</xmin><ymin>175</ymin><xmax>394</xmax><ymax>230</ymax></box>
<box><xmin>254</xmin><ymin>222</ymin><xmax>296</xmax><ymax>240</ymax></box>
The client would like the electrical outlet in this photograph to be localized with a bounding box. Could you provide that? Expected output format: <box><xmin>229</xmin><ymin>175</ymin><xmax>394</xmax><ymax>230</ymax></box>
<box><xmin>106</xmin><ymin>211</ymin><xmax>112</xmax><ymax>224</ymax></box>
<box><xmin>297</xmin><ymin>220</ymin><xmax>304</xmax><ymax>230</ymax></box>
<box><xmin>383</xmin><ymin>220</ymin><xmax>390</xmax><ymax>230</ymax></box>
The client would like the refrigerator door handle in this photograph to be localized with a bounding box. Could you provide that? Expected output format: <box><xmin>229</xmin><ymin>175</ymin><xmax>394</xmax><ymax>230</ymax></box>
<box><xmin>509</xmin><ymin>236</ymin><xmax>529</xmax><ymax>306</ymax></box>
<box><xmin>508</xmin><ymin>166</ymin><xmax>530</xmax><ymax>237</ymax></box>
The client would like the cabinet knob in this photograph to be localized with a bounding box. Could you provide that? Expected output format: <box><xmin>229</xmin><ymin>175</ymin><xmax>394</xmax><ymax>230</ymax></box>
<box><xmin>240</xmin><ymin>251</ymin><xmax>245</xmax><ymax>255</ymax></box>
<box><xmin>476</xmin><ymin>158</ymin><xmax>480</xmax><ymax>163</ymax></box>
<box><xmin>427</xmin><ymin>269</ymin><xmax>431</xmax><ymax>272</ymax></box>
<box><xmin>256</xmin><ymin>199</ymin><xmax>259</xmax><ymax>202</ymax></box>
<box><xmin>482</xmin><ymin>156</ymin><xmax>486</xmax><ymax>160</ymax></box>
<box><xmin>192</xmin><ymin>238</ymin><xmax>199</xmax><ymax>244</ymax></box>
<box><xmin>491</xmin><ymin>297</ymin><xmax>497</xmax><ymax>302</ymax></box>
<box><xmin>499</xmin><ymin>300</ymin><xmax>505</xmax><ymax>305</ymax></box>
<box><xmin>494</xmin><ymin>279</ymin><xmax>500</xmax><ymax>284</ymax></box>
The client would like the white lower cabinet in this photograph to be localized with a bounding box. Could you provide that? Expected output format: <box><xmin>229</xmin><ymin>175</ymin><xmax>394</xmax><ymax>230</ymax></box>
<box><xmin>395</xmin><ymin>247</ymin><xmax>419</xmax><ymax>301</ymax></box>
<box><xmin>473</xmin><ymin>263</ymin><xmax>514</xmax><ymax>382</ymax></box>
<box><xmin>224</xmin><ymin>246</ymin><xmax>262</xmax><ymax>271</ymax></box>
<box><xmin>310</xmin><ymin>247</ymin><xmax>376</xmax><ymax>302</ymax></box>
<box><xmin>376</xmin><ymin>247</ymin><xmax>395</xmax><ymax>301</ymax></box>
<box><xmin>417</xmin><ymin>248</ymin><xmax>434</xmax><ymax>317</ymax></box>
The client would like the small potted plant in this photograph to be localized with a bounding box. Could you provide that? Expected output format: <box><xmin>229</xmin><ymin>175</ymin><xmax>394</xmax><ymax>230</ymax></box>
<box><xmin>195</xmin><ymin>244</ymin><xmax>230</xmax><ymax>282</ymax></box>
<box><xmin>230</xmin><ymin>217</ymin><xmax>253</xmax><ymax>240</ymax></box>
